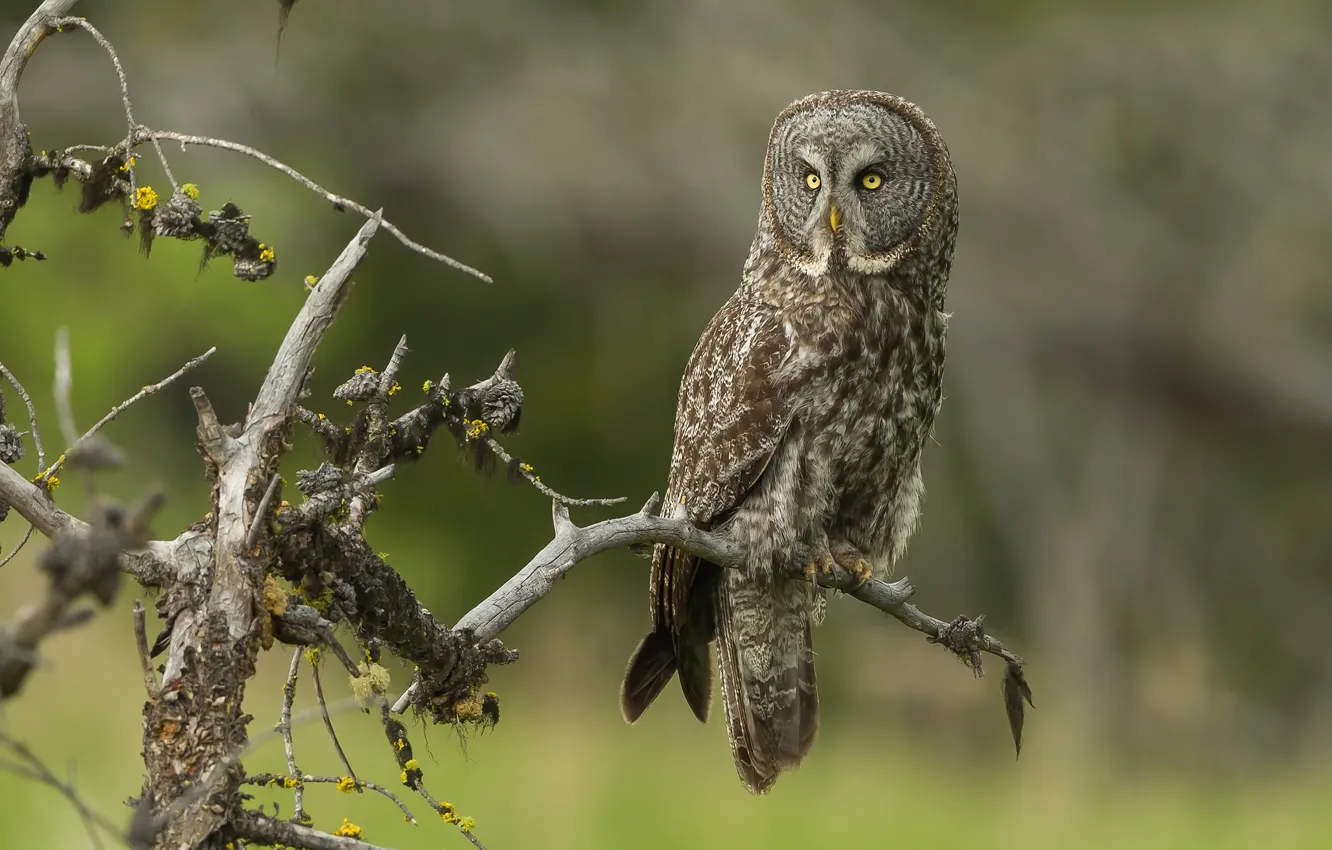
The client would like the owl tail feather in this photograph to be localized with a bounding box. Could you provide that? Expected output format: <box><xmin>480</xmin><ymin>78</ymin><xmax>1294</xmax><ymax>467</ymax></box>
<box><xmin>620</xmin><ymin>628</ymin><xmax>677</xmax><ymax>724</ymax></box>
<box><xmin>715</xmin><ymin>576</ymin><xmax>819</xmax><ymax>795</ymax></box>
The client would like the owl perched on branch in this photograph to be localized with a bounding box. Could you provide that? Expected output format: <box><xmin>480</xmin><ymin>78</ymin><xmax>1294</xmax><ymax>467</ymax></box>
<box><xmin>620</xmin><ymin>90</ymin><xmax>959</xmax><ymax>794</ymax></box>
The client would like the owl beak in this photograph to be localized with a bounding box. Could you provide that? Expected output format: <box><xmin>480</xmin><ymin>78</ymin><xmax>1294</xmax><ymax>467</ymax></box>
<box><xmin>828</xmin><ymin>204</ymin><xmax>841</xmax><ymax>234</ymax></box>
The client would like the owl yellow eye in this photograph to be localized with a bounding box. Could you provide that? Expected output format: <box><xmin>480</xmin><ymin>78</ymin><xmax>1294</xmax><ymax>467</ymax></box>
<box><xmin>860</xmin><ymin>172</ymin><xmax>883</xmax><ymax>190</ymax></box>
<box><xmin>805</xmin><ymin>172</ymin><xmax>821</xmax><ymax>190</ymax></box>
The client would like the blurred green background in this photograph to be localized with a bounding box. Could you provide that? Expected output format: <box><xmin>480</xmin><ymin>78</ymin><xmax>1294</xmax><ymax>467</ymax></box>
<box><xmin>3</xmin><ymin>0</ymin><xmax>1332</xmax><ymax>847</ymax></box>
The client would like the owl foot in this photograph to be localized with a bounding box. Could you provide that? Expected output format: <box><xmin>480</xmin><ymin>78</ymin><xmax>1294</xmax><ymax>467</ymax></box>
<box><xmin>843</xmin><ymin>558</ymin><xmax>874</xmax><ymax>589</ymax></box>
<box><xmin>829</xmin><ymin>540</ymin><xmax>875</xmax><ymax>590</ymax></box>
<box><xmin>803</xmin><ymin>552</ymin><xmax>837</xmax><ymax>588</ymax></box>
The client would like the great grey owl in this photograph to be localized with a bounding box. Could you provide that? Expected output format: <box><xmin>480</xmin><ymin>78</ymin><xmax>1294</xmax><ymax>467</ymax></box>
<box><xmin>620</xmin><ymin>90</ymin><xmax>959</xmax><ymax>794</ymax></box>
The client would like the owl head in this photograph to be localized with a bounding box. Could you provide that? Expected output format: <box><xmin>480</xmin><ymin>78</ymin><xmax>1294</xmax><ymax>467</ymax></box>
<box><xmin>761</xmin><ymin>90</ymin><xmax>955</xmax><ymax>281</ymax></box>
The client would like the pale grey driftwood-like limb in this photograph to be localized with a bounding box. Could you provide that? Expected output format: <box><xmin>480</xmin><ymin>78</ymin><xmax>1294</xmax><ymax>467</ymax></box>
<box><xmin>0</xmin><ymin>0</ymin><xmax>80</xmax><ymax>243</ymax></box>
<box><xmin>393</xmin><ymin>493</ymin><xmax>1015</xmax><ymax>714</ymax></box>
<box><xmin>0</xmin><ymin>461</ymin><xmax>82</xmax><ymax>539</ymax></box>
<box><xmin>145</xmin><ymin>216</ymin><xmax>381</xmax><ymax>849</ymax></box>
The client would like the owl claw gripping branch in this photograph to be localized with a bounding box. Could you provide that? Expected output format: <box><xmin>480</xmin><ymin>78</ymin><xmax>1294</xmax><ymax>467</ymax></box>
<box><xmin>621</xmin><ymin>90</ymin><xmax>959</xmax><ymax>794</ymax></box>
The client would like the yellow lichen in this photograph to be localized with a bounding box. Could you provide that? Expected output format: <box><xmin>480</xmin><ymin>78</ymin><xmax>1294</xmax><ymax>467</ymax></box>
<box><xmin>388</xmin><ymin>381</ymin><xmax>402</xmax><ymax>396</ymax></box>
<box><xmin>350</xmin><ymin>661</ymin><xmax>391</xmax><ymax>710</ymax></box>
<box><xmin>336</xmin><ymin>776</ymin><xmax>357</xmax><ymax>793</ymax></box>
<box><xmin>519</xmin><ymin>463</ymin><xmax>534</xmax><ymax>474</ymax></box>
<box><xmin>260</xmin><ymin>575</ymin><xmax>287</xmax><ymax>617</ymax></box>
<box><xmin>333</xmin><ymin>818</ymin><xmax>362</xmax><ymax>839</ymax></box>
<box><xmin>354</xmin><ymin>365</ymin><xmax>377</xmax><ymax>375</ymax></box>
<box><xmin>134</xmin><ymin>185</ymin><xmax>157</xmax><ymax>211</ymax></box>
<box><xmin>403</xmin><ymin>758</ymin><xmax>419</xmax><ymax>771</ymax></box>
<box><xmin>258</xmin><ymin>243</ymin><xmax>276</xmax><ymax>263</ymax></box>
<box><xmin>118</xmin><ymin>156</ymin><xmax>137</xmax><ymax>172</ymax></box>
<box><xmin>465</xmin><ymin>419</ymin><xmax>489</xmax><ymax>439</ymax></box>
<box><xmin>182</xmin><ymin>182</ymin><xmax>200</xmax><ymax>199</ymax></box>
<box><xmin>422</xmin><ymin>379</ymin><xmax>432</xmax><ymax>392</ymax></box>
<box><xmin>453</xmin><ymin>697</ymin><xmax>482</xmax><ymax>722</ymax></box>
<box><xmin>458</xmin><ymin>816</ymin><xmax>476</xmax><ymax>833</ymax></box>
<box><xmin>281</xmin><ymin>775</ymin><xmax>300</xmax><ymax>789</ymax></box>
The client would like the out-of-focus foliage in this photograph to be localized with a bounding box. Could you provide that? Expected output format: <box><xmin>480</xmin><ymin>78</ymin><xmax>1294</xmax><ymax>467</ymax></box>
<box><xmin>1</xmin><ymin>0</ymin><xmax>1329</xmax><ymax>847</ymax></box>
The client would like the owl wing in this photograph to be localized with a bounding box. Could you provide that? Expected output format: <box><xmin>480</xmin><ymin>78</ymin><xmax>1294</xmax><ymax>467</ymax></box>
<box><xmin>620</xmin><ymin>293</ymin><xmax>794</xmax><ymax>725</ymax></box>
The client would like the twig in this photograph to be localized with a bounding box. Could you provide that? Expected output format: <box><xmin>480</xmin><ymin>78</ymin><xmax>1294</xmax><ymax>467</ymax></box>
<box><xmin>43</xmin><ymin>346</ymin><xmax>216</xmax><ymax>481</ymax></box>
<box><xmin>0</xmin><ymin>525</ymin><xmax>34</xmax><ymax>569</ymax></box>
<box><xmin>310</xmin><ymin>656</ymin><xmax>358</xmax><ymax>788</ymax></box>
<box><xmin>131</xmin><ymin>128</ymin><xmax>491</xmax><ymax>283</ymax></box>
<box><xmin>392</xmin><ymin>493</ymin><xmax>1024</xmax><ymax>713</ymax></box>
<box><xmin>246</xmin><ymin>472</ymin><xmax>283</xmax><ymax>550</ymax></box>
<box><xmin>233</xmin><ymin>812</ymin><xmax>400</xmax><ymax>850</ymax></box>
<box><xmin>377</xmin><ymin>702</ymin><xmax>483</xmax><ymax>847</ymax></box>
<box><xmin>481</xmin><ymin>434</ymin><xmax>627</xmax><ymax>508</ymax></box>
<box><xmin>280</xmin><ymin>648</ymin><xmax>307</xmax><ymax>824</ymax></box>
<box><xmin>132</xmin><ymin>599</ymin><xmax>158</xmax><ymax>699</ymax></box>
<box><xmin>0</xmin><ymin>360</ymin><xmax>44</xmax><ymax>468</ymax></box>
<box><xmin>243</xmin><ymin>774</ymin><xmax>416</xmax><ymax>825</ymax></box>
<box><xmin>49</xmin><ymin>16</ymin><xmax>176</xmax><ymax>192</ymax></box>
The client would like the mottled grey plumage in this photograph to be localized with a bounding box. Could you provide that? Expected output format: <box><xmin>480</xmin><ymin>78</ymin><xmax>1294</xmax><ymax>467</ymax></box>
<box><xmin>621</xmin><ymin>90</ymin><xmax>959</xmax><ymax>794</ymax></box>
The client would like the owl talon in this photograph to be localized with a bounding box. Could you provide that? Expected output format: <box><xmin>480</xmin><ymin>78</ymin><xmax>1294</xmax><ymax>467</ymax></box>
<box><xmin>848</xmin><ymin>559</ymin><xmax>874</xmax><ymax>589</ymax></box>
<box><xmin>803</xmin><ymin>553</ymin><xmax>836</xmax><ymax>588</ymax></box>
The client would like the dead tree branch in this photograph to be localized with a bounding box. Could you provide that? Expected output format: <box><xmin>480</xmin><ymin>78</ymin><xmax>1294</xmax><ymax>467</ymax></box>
<box><xmin>392</xmin><ymin>492</ymin><xmax>1030</xmax><ymax>750</ymax></box>
<box><xmin>0</xmin><ymin>0</ymin><xmax>79</xmax><ymax>245</ymax></box>
<box><xmin>133</xmin><ymin>128</ymin><xmax>491</xmax><ymax>282</ymax></box>
<box><xmin>41</xmin><ymin>346</ymin><xmax>216</xmax><ymax>482</ymax></box>
<box><xmin>233</xmin><ymin>813</ymin><xmax>398</xmax><ymax>850</ymax></box>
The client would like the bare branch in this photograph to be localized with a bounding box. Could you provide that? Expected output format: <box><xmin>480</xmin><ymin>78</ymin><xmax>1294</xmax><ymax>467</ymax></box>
<box><xmin>132</xmin><ymin>599</ymin><xmax>158</xmax><ymax>699</ymax></box>
<box><xmin>0</xmin><ymin>461</ymin><xmax>82</xmax><ymax>539</ymax></box>
<box><xmin>43</xmin><ymin>346</ymin><xmax>216</xmax><ymax>481</ymax></box>
<box><xmin>481</xmin><ymin>433</ymin><xmax>627</xmax><ymax>508</ymax></box>
<box><xmin>393</xmin><ymin>494</ymin><xmax>1026</xmax><ymax>714</ymax></box>
<box><xmin>0</xmin><ymin>360</ymin><xmax>44</xmax><ymax>468</ymax></box>
<box><xmin>0</xmin><ymin>525</ymin><xmax>34</xmax><ymax>569</ymax></box>
<box><xmin>243</xmin><ymin>774</ymin><xmax>416</xmax><ymax>825</ymax></box>
<box><xmin>132</xmin><ymin>128</ymin><xmax>491</xmax><ymax>282</ymax></box>
<box><xmin>246</xmin><ymin>472</ymin><xmax>283</xmax><ymax>550</ymax></box>
<box><xmin>233</xmin><ymin>813</ymin><xmax>399</xmax><ymax>850</ymax></box>
<box><xmin>48</xmin><ymin>16</ymin><xmax>175</xmax><ymax>192</ymax></box>
<box><xmin>0</xmin><ymin>0</ymin><xmax>80</xmax><ymax>243</ymax></box>
<box><xmin>280</xmin><ymin>649</ymin><xmax>308</xmax><ymax>824</ymax></box>
<box><xmin>189</xmin><ymin>386</ymin><xmax>232</xmax><ymax>463</ymax></box>
<box><xmin>310</xmin><ymin>656</ymin><xmax>358</xmax><ymax>787</ymax></box>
